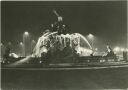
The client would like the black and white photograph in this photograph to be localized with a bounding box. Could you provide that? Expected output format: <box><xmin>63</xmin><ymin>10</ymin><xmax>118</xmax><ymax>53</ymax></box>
<box><xmin>1</xmin><ymin>0</ymin><xmax>128</xmax><ymax>90</ymax></box>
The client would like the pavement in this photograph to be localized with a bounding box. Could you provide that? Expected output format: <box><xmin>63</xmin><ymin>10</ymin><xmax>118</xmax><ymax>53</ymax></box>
<box><xmin>1</xmin><ymin>65</ymin><xmax>128</xmax><ymax>89</ymax></box>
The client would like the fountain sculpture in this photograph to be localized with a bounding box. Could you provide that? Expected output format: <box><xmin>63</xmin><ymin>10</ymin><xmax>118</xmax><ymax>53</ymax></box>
<box><xmin>32</xmin><ymin>10</ymin><xmax>93</xmax><ymax>59</ymax></box>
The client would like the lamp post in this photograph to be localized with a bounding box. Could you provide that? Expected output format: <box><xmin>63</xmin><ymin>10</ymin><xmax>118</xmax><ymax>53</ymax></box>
<box><xmin>19</xmin><ymin>42</ymin><xmax>24</xmax><ymax>57</ymax></box>
<box><xmin>23</xmin><ymin>31</ymin><xmax>30</xmax><ymax>57</ymax></box>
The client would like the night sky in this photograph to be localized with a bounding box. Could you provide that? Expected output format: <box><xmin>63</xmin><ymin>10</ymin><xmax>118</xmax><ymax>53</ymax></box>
<box><xmin>1</xmin><ymin>1</ymin><xmax>127</xmax><ymax>50</ymax></box>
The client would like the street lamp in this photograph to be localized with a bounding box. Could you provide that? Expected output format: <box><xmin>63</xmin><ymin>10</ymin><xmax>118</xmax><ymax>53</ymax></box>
<box><xmin>19</xmin><ymin>42</ymin><xmax>24</xmax><ymax>57</ymax></box>
<box><xmin>23</xmin><ymin>31</ymin><xmax>30</xmax><ymax>57</ymax></box>
<box><xmin>88</xmin><ymin>34</ymin><xmax>94</xmax><ymax>39</ymax></box>
<box><xmin>24</xmin><ymin>31</ymin><xmax>29</xmax><ymax>36</ymax></box>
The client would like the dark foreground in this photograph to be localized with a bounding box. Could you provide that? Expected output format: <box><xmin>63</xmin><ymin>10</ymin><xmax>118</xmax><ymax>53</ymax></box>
<box><xmin>1</xmin><ymin>66</ymin><xmax>128</xmax><ymax>90</ymax></box>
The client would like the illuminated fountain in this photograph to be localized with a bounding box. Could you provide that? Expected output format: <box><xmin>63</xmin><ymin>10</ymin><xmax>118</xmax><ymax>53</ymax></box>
<box><xmin>8</xmin><ymin>11</ymin><xmax>94</xmax><ymax>66</ymax></box>
<box><xmin>8</xmin><ymin>31</ymin><xmax>93</xmax><ymax>67</ymax></box>
<box><xmin>32</xmin><ymin>10</ymin><xmax>93</xmax><ymax>59</ymax></box>
<box><xmin>32</xmin><ymin>31</ymin><xmax>93</xmax><ymax>58</ymax></box>
<box><xmin>5</xmin><ymin>10</ymin><xmax>125</xmax><ymax>67</ymax></box>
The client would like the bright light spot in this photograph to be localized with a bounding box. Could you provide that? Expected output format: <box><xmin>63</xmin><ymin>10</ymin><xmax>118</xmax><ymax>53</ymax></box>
<box><xmin>24</xmin><ymin>31</ymin><xmax>29</xmax><ymax>35</ymax></box>
<box><xmin>76</xmin><ymin>47</ymin><xmax>93</xmax><ymax>56</ymax></box>
<box><xmin>58</xmin><ymin>16</ymin><xmax>63</xmax><ymax>21</ymax></box>
<box><xmin>95</xmin><ymin>48</ymin><xmax>98</xmax><ymax>51</ymax></box>
<box><xmin>39</xmin><ymin>61</ymin><xmax>42</xmax><ymax>63</ymax></box>
<box><xmin>41</xmin><ymin>47</ymin><xmax>48</xmax><ymax>53</ymax></box>
<box><xmin>113</xmin><ymin>47</ymin><xmax>120</xmax><ymax>52</ymax></box>
<box><xmin>20</xmin><ymin>42</ymin><xmax>23</xmax><ymax>45</ymax></box>
<box><xmin>9</xmin><ymin>53</ymin><xmax>19</xmax><ymax>58</ymax></box>
<box><xmin>88</xmin><ymin>34</ymin><xmax>94</xmax><ymax>39</ymax></box>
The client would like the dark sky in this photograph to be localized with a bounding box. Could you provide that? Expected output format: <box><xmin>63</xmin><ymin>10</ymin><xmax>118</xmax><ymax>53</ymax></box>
<box><xmin>1</xmin><ymin>1</ymin><xmax>127</xmax><ymax>49</ymax></box>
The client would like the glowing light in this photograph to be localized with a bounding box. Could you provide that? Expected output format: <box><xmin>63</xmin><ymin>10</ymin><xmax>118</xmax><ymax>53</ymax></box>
<box><xmin>39</xmin><ymin>61</ymin><xmax>42</xmax><ymax>63</ymax></box>
<box><xmin>113</xmin><ymin>47</ymin><xmax>120</xmax><ymax>52</ymax></box>
<box><xmin>9</xmin><ymin>53</ymin><xmax>19</xmax><ymax>58</ymax></box>
<box><xmin>58</xmin><ymin>16</ymin><xmax>63</xmax><ymax>21</ymax></box>
<box><xmin>20</xmin><ymin>42</ymin><xmax>23</xmax><ymax>45</ymax></box>
<box><xmin>88</xmin><ymin>34</ymin><xmax>94</xmax><ymax>39</ymax></box>
<box><xmin>95</xmin><ymin>48</ymin><xmax>98</xmax><ymax>51</ymax></box>
<box><xmin>76</xmin><ymin>47</ymin><xmax>93</xmax><ymax>56</ymax></box>
<box><xmin>42</xmin><ymin>48</ymin><xmax>47</xmax><ymax>53</ymax></box>
<box><xmin>24</xmin><ymin>31</ymin><xmax>29</xmax><ymax>35</ymax></box>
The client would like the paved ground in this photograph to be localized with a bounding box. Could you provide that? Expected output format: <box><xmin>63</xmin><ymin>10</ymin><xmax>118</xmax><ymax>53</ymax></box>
<box><xmin>1</xmin><ymin>66</ymin><xmax>128</xmax><ymax>90</ymax></box>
